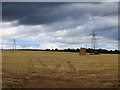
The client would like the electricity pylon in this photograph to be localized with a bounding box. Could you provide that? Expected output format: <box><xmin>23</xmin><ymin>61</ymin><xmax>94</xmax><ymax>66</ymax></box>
<box><xmin>90</xmin><ymin>30</ymin><xmax>97</xmax><ymax>54</ymax></box>
<box><xmin>1</xmin><ymin>43</ymin><xmax>3</xmax><ymax>53</ymax></box>
<box><xmin>13</xmin><ymin>38</ymin><xmax>16</xmax><ymax>51</ymax></box>
<box><xmin>91</xmin><ymin>30</ymin><xmax>97</xmax><ymax>50</ymax></box>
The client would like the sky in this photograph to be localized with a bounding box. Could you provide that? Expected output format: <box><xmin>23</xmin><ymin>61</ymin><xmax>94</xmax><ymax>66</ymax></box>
<box><xmin>1</xmin><ymin>2</ymin><xmax>119</xmax><ymax>50</ymax></box>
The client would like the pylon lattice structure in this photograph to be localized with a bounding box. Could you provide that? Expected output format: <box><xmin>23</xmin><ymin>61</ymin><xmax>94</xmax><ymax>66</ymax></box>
<box><xmin>1</xmin><ymin>43</ymin><xmax>3</xmax><ymax>53</ymax></box>
<box><xmin>1</xmin><ymin>43</ymin><xmax>3</xmax><ymax>50</ymax></box>
<box><xmin>91</xmin><ymin>30</ymin><xmax>97</xmax><ymax>50</ymax></box>
<box><xmin>13</xmin><ymin>38</ymin><xmax>16</xmax><ymax>51</ymax></box>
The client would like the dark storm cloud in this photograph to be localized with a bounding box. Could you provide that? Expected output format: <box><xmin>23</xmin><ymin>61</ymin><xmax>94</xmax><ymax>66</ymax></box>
<box><xmin>2</xmin><ymin>2</ymin><xmax>66</xmax><ymax>24</ymax></box>
<box><xmin>2</xmin><ymin>2</ymin><xmax>117</xmax><ymax>25</ymax></box>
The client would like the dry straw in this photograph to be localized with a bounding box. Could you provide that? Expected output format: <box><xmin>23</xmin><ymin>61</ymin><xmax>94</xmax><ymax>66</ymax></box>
<box><xmin>79</xmin><ymin>48</ymin><xmax>86</xmax><ymax>55</ymax></box>
<box><xmin>67</xmin><ymin>60</ymin><xmax>76</xmax><ymax>71</ymax></box>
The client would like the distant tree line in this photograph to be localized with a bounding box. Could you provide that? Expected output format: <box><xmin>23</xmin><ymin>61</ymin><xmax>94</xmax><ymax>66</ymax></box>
<box><xmin>7</xmin><ymin>48</ymin><xmax>120</xmax><ymax>54</ymax></box>
<box><xmin>44</xmin><ymin>48</ymin><xmax>120</xmax><ymax>54</ymax></box>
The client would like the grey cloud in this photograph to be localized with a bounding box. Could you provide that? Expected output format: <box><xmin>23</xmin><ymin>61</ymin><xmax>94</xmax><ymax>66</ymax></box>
<box><xmin>2</xmin><ymin>2</ymin><xmax>66</xmax><ymax>24</ymax></box>
<box><xmin>2</xmin><ymin>2</ymin><xmax>117</xmax><ymax>25</ymax></box>
<box><xmin>2</xmin><ymin>2</ymin><xmax>118</xmax><ymax>50</ymax></box>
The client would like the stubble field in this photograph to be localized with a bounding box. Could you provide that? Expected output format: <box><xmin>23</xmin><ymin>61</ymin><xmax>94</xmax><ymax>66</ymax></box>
<box><xmin>2</xmin><ymin>50</ymin><xmax>119</xmax><ymax>88</ymax></box>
